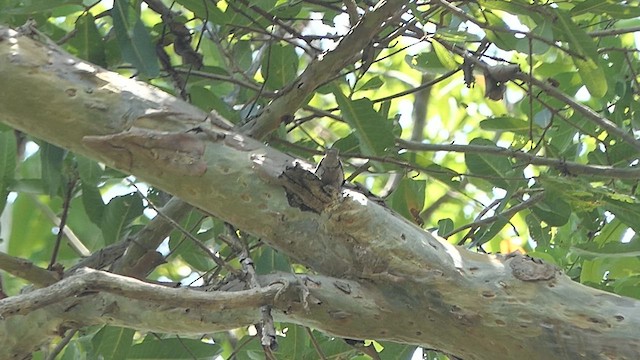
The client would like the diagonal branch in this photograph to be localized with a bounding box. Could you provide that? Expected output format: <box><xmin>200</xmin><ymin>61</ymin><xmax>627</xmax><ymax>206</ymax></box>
<box><xmin>397</xmin><ymin>139</ymin><xmax>640</xmax><ymax>179</ymax></box>
<box><xmin>240</xmin><ymin>0</ymin><xmax>408</xmax><ymax>139</ymax></box>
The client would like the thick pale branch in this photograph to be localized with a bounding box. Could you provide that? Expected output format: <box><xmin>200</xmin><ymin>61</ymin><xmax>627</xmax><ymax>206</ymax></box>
<box><xmin>2</xmin><ymin>26</ymin><xmax>640</xmax><ymax>360</ymax></box>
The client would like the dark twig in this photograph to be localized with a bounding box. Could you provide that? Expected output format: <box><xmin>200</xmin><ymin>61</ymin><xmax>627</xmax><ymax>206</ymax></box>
<box><xmin>45</xmin><ymin>329</ymin><xmax>77</xmax><ymax>360</ymax></box>
<box><xmin>445</xmin><ymin>192</ymin><xmax>545</xmax><ymax>239</ymax></box>
<box><xmin>397</xmin><ymin>140</ymin><xmax>640</xmax><ymax>179</ymax></box>
<box><xmin>128</xmin><ymin>181</ymin><xmax>241</xmax><ymax>277</ymax></box>
<box><xmin>305</xmin><ymin>327</ymin><xmax>328</xmax><ymax>360</ymax></box>
<box><xmin>49</xmin><ymin>176</ymin><xmax>78</xmax><ymax>270</ymax></box>
<box><xmin>223</xmin><ymin>224</ymin><xmax>278</xmax><ymax>351</ymax></box>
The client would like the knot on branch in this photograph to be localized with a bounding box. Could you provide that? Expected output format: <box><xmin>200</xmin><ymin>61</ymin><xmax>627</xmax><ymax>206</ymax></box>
<box><xmin>278</xmin><ymin>163</ymin><xmax>342</xmax><ymax>213</ymax></box>
<box><xmin>508</xmin><ymin>253</ymin><xmax>559</xmax><ymax>282</ymax></box>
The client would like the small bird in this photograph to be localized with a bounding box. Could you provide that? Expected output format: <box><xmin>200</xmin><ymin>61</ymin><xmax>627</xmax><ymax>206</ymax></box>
<box><xmin>315</xmin><ymin>148</ymin><xmax>344</xmax><ymax>188</ymax></box>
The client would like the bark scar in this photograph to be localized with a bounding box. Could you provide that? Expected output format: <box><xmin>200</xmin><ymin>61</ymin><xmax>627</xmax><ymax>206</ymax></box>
<box><xmin>507</xmin><ymin>253</ymin><xmax>558</xmax><ymax>282</ymax></box>
<box><xmin>82</xmin><ymin>128</ymin><xmax>210</xmax><ymax>176</ymax></box>
<box><xmin>277</xmin><ymin>163</ymin><xmax>338</xmax><ymax>213</ymax></box>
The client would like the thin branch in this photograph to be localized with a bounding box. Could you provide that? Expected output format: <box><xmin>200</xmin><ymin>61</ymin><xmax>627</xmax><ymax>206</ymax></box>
<box><xmin>444</xmin><ymin>192</ymin><xmax>545</xmax><ymax>238</ymax></box>
<box><xmin>517</xmin><ymin>72</ymin><xmax>640</xmax><ymax>152</ymax></box>
<box><xmin>175</xmin><ymin>68</ymin><xmax>276</xmax><ymax>97</ymax></box>
<box><xmin>589</xmin><ymin>25</ymin><xmax>640</xmax><ymax>37</ymax></box>
<box><xmin>45</xmin><ymin>329</ymin><xmax>77</xmax><ymax>360</ymax></box>
<box><xmin>441</xmin><ymin>41</ymin><xmax>640</xmax><ymax>152</ymax></box>
<box><xmin>0</xmin><ymin>252</ymin><xmax>60</xmax><ymax>287</ymax></box>
<box><xmin>110</xmin><ymin>197</ymin><xmax>194</xmax><ymax>275</ymax></box>
<box><xmin>241</xmin><ymin>0</ymin><xmax>408</xmax><ymax>139</ymax></box>
<box><xmin>49</xmin><ymin>176</ymin><xmax>77</xmax><ymax>269</ymax></box>
<box><xmin>397</xmin><ymin>139</ymin><xmax>640</xmax><ymax>179</ymax></box>
<box><xmin>0</xmin><ymin>267</ymin><xmax>282</xmax><ymax>317</ymax></box>
<box><xmin>223</xmin><ymin>224</ymin><xmax>277</xmax><ymax>350</ymax></box>
<box><xmin>237</xmin><ymin>0</ymin><xmax>321</xmax><ymax>55</ymax></box>
<box><xmin>26</xmin><ymin>193</ymin><xmax>90</xmax><ymax>257</ymax></box>
<box><xmin>128</xmin><ymin>182</ymin><xmax>241</xmax><ymax>277</ymax></box>
<box><xmin>306</xmin><ymin>327</ymin><xmax>328</xmax><ymax>360</ymax></box>
<box><xmin>434</xmin><ymin>0</ymin><xmax>584</xmax><ymax>59</ymax></box>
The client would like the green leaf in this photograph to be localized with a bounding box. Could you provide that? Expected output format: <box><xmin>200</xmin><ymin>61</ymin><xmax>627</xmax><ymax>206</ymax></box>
<box><xmin>81</xmin><ymin>182</ymin><xmax>105</xmax><ymax>226</ymax></box>
<box><xmin>1</xmin><ymin>0</ymin><xmax>81</xmax><ymax>14</ymax></box>
<box><xmin>431</xmin><ymin>39</ymin><xmax>458</xmax><ymax>70</ymax></box>
<box><xmin>356</xmin><ymin>76</ymin><xmax>385</xmax><ymax>91</ymax></box>
<box><xmin>464</xmin><ymin>138</ymin><xmax>513</xmax><ymax>190</ymax></box>
<box><xmin>92</xmin><ymin>326</ymin><xmax>134</xmax><ymax>360</ymax></box>
<box><xmin>111</xmin><ymin>0</ymin><xmax>159</xmax><ymax>77</ymax></box>
<box><xmin>604</xmin><ymin>198</ymin><xmax>640</xmax><ymax>233</ymax></box>
<box><xmin>531</xmin><ymin>191</ymin><xmax>571</xmax><ymax>227</ymax></box>
<box><xmin>0</xmin><ymin>131</ymin><xmax>16</xmax><ymax>214</ymax></box>
<box><xmin>8</xmin><ymin>194</ymin><xmax>54</xmax><ymax>258</ymax></box>
<box><xmin>479</xmin><ymin>116</ymin><xmax>530</xmax><ymax>133</ymax></box>
<box><xmin>387</xmin><ymin>178</ymin><xmax>426</xmax><ymax>225</ymax></box>
<box><xmin>613</xmin><ymin>275</ymin><xmax>640</xmax><ymax>299</ymax></box>
<box><xmin>554</xmin><ymin>11</ymin><xmax>607</xmax><ymax>97</ymax></box>
<box><xmin>437</xmin><ymin>218</ymin><xmax>454</xmax><ymax>237</ymax></box>
<box><xmin>40</xmin><ymin>142</ymin><xmax>65</xmax><ymax>197</ymax></box>
<box><xmin>128</xmin><ymin>336</ymin><xmax>221</xmax><ymax>359</ymax></box>
<box><xmin>273</xmin><ymin>324</ymin><xmax>308</xmax><ymax>358</ymax></box>
<box><xmin>174</xmin><ymin>0</ymin><xmax>225</xmax><ymax>21</ymax></box>
<box><xmin>434</xmin><ymin>28</ymin><xmax>481</xmax><ymax>44</ymax></box>
<box><xmin>172</xmin><ymin>228</ymin><xmax>217</xmax><ymax>272</ymax></box>
<box><xmin>76</xmin><ymin>155</ymin><xmax>103</xmax><ymax>185</ymax></box>
<box><xmin>518</xmin><ymin>19</ymin><xmax>552</xmax><ymax>55</ymax></box>
<box><xmin>70</xmin><ymin>13</ymin><xmax>106</xmax><ymax>66</ymax></box>
<box><xmin>262</xmin><ymin>43</ymin><xmax>298</xmax><ymax>90</ymax></box>
<box><xmin>255</xmin><ymin>247</ymin><xmax>291</xmax><ymax>274</ymax></box>
<box><xmin>526</xmin><ymin>213</ymin><xmax>550</xmax><ymax>247</ymax></box>
<box><xmin>231</xmin><ymin>40</ymin><xmax>254</xmax><ymax>72</ymax></box>
<box><xmin>333</xmin><ymin>88</ymin><xmax>395</xmax><ymax>156</ymax></box>
<box><xmin>100</xmin><ymin>193</ymin><xmax>144</xmax><ymax>244</ymax></box>
<box><xmin>482</xmin><ymin>11</ymin><xmax>518</xmax><ymax>51</ymax></box>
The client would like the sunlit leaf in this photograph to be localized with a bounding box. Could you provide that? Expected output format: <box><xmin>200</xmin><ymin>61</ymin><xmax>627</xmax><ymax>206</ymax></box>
<box><xmin>356</xmin><ymin>76</ymin><xmax>384</xmax><ymax>91</ymax></box>
<box><xmin>387</xmin><ymin>178</ymin><xmax>426</xmax><ymax>225</ymax></box>
<box><xmin>437</xmin><ymin>218</ymin><xmax>454</xmax><ymax>237</ymax></box>
<box><xmin>333</xmin><ymin>89</ymin><xmax>395</xmax><ymax>156</ymax></box>
<box><xmin>262</xmin><ymin>43</ymin><xmax>299</xmax><ymax>90</ymax></box>
<box><xmin>554</xmin><ymin>11</ymin><xmax>607</xmax><ymax>97</ymax></box>
<box><xmin>479</xmin><ymin>116</ymin><xmax>530</xmax><ymax>133</ymax></box>
<box><xmin>432</xmin><ymin>39</ymin><xmax>458</xmax><ymax>71</ymax></box>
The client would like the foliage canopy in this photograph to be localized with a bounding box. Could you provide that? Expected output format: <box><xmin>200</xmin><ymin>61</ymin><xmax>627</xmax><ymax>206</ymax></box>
<box><xmin>0</xmin><ymin>0</ymin><xmax>639</xmax><ymax>359</ymax></box>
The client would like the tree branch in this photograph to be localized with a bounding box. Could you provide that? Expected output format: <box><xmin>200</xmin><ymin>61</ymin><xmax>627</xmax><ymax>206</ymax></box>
<box><xmin>0</xmin><ymin>252</ymin><xmax>60</xmax><ymax>287</ymax></box>
<box><xmin>397</xmin><ymin>139</ymin><xmax>640</xmax><ymax>179</ymax></box>
<box><xmin>240</xmin><ymin>0</ymin><xmax>408</xmax><ymax>139</ymax></box>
